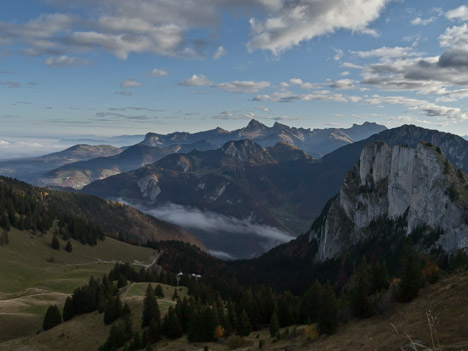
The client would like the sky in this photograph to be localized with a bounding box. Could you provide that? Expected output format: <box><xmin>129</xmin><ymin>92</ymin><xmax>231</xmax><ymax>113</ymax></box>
<box><xmin>1</xmin><ymin>0</ymin><xmax>468</xmax><ymax>147</ymax></box>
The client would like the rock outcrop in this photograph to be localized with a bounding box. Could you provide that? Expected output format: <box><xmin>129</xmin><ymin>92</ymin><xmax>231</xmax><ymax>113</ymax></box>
<box><xmin>310</xmin><ymin>141</ymin><xmax>468</xmax><ymax>261</ymax></box>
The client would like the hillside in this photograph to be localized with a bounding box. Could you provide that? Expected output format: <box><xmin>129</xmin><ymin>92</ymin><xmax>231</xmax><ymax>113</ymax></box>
<box><xmin>0</xmin><ymin>144</ymin><xmax>123</xmax><ymax>185</ymax></box>
<box><xmin>0</xmin><ymin>176</ymin><xmax>204</xmax><ymax>248</ymax></box>
<box><xmin>0</xmin><ymin>228</ymin><xmax>157</xmax><ymax>344</ymax></box>
<box><xmin>83</xmin><ymin>140</ymin><xmax>313</xmax><ymax>258</ymax></box>
<box><xmin>40</xmin><ymin>141</ymin><xmax>218</xmax><ymax>189</ymax></box>
<box><xmin>2</xmin><ymin>232</ymin><xmax>467</xmax><ymax>351</ymax></box>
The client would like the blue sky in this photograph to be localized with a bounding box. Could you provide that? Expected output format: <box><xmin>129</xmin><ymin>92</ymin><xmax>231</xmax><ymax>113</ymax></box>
<box><xmin>1</xmin><ymin>0</ymin><xmax>468</xmax><ymax>145</ymax></box>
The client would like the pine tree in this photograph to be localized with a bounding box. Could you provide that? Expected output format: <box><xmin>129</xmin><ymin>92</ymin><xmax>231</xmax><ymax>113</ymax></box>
<box><xmin>351</xmin><ymin>258</ymin><xmax>373</xmax><ymax>319</ymax></box>
<box><xmin>236</xmin><ymin>309</ymin><xmax>252</xmax><ymax>337</ymax></box>
<box><xmin>317</xmin><ymin>283</ymin><xmax>338</xmax><ymax>335</ymax></box>
<box><xmin>104</xmin><ymin>295</ymin><xmax>123</xmax><ymax>325</ymax></box>
<box><xmin>63</xmin><ymin>296</ymin><xmax>74</xmax><ymax>322</ymax></box>
<box><xmin>65</xmin><ymin>240</ymin><xmax>73</xmax><ymax>253</ymax></box>
<box><xmin>117</xmin><ymin>274</ymin><xmax>128</xmax><ymax>288</ymax></box>
<box><xmin>148</xmin><ymin>318</ymin><xmax>161</xmax><ymax>343</ymax></box>
<box><xmin>154</xmin><ymin>284</ymin><xmax>164</xmax><ymax>298</ymax></box>
<box><xmin>269</xmin><ymin>311</ymin><xmax>279</xmax><ymax>338</ymax></box>
<box><xmin>51</xmin><ymin>235</ymin><xmax>60</xmax><ymax>250</ymax></box>
<box><xmin>142</xmin><ymin>285</ymin><xmax>160</xmax><ymax>328</ymax></box>
<box><xmin>301</xmin><ymin>280</ymin><xmax>323</xmax><ymax>323</ymax></box>
<box><xmin>163</xmin><ymin>307</ymin><xmax>183</xmax><ymax>339</ymax></box>
<box><xmin>43</xmin><ymin>305</ymin><xmax>62</xmax><ymax>330</ymax></box>
<box><xmin>399</xmin><ymin>248</ymin><xmax>422</xmax><ymax>302</ymax></box>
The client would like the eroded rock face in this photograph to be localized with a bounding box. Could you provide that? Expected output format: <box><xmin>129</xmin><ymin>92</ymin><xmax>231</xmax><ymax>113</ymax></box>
<box><xmin>310</xmin><ymin>141</ymin><xmax>468</xmax><ymax>261</ymax></box>
<box><xmin>137</xmin><ymin>175</ymin><xmax>161</xmax><ymax>201</ymax></box>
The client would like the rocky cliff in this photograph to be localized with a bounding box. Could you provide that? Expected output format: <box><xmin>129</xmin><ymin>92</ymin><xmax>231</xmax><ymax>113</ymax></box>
<box><xmin>310</xmin><ymin>141</ymin><xmax>468</xmax><ymax>261</ymax></box>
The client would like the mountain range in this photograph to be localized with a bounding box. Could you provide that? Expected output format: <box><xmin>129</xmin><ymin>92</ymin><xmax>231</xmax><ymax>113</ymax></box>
<box><xmin>141</xmin><ymin>119</ymin><xmax>387</xmax><ymax>158</ymax></box>
<box><xmin>83</xmin><ymin>124</ymin><xmax>468</xmax><ymax>258</ymax></box>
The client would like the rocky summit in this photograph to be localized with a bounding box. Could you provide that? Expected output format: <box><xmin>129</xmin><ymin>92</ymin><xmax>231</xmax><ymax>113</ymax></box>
<box><xmin>310</xmin><ymin>141</ymin><xmax>468</xmax><ymax>261</ymax></box>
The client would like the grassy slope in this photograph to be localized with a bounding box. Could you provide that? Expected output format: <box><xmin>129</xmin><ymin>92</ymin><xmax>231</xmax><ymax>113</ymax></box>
<box><xmin>3</xmin><ymin>272</ymin><xmax>468</xmax><ymax>351</ymax></box>
<box><xmin>0</xmin><ymin>228</ymin><xmax>156</xmax><ymax>343</ymax></box>
<box><xmin>1</xmin><ymin>283</ymin><xmax>187</xmax><ymax>351</ymax></box>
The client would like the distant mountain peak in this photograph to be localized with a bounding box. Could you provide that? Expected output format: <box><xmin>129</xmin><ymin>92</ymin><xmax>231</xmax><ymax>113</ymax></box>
<box><xmin>246</xmin><ymin>119</ymin><xmax>267</xmax><ymax>130</ymax></box>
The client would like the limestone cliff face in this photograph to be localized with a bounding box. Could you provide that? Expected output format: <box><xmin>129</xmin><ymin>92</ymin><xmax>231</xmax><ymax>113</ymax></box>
<box><xmin>310</xmin><ymin>141</ymin><xmax>468</xmax><ymax>261</ymax></box>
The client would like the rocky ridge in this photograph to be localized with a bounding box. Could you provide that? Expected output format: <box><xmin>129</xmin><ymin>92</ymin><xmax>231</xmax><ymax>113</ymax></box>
<box><xmin>310</xmin><ymin>141</ymin><xmax>468</xmax><ymax>260</ymax></box>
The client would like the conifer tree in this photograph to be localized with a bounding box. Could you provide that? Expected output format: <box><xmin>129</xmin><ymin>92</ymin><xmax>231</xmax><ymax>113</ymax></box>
<box><xmin>63</xmin><ymin>296</ymin><xmax>74</xmax><ymax>322</ymax></box>
<box><xmin>65</xmin><ymin>240</ymin><xmax>73</xmax><ymax>253</ymax></box>
<box><xmin>317</xmin><ymin>283</ymin><xmax>338</xmax><ymax>335</ymax></box>
<box><xmin>371</xmin><ymin>261</ymin><xmax>389</xmax><ymax>293</ymax></box>
<box><xmin>154</xmin><ymin>284</ymin><xmax>164</xmax><ymax>298</ymax></box>
<box><xmin>148</xmin><ymin>318</ymin><xmax>161</xmax><ymax>343</ymax></box>
<box><xmin>399</xmin><ymin>248</ymin><xmax>422</xmax><ymax>302</ymax></box>
<box><xmin>142</xmin><ymin>285</ymin><xmax>160</xmax><ymax>328</ymax></box>
<box><xmin>51</xmin><ymin>235</ymin><xmax>60</xmax><ymax>250</ymax></box>
<box><xmin>163</xmin><ymin>307</ymin><xmax>183</xmax><ymax>339</ymax></box>
<box><xmin>351</xmin><ymin>258</ymin><xmax>373</xmax><ymax>319</ymax></box>
<box><xmin>269</xmin><ymin>311</ymin><xmax>279</xmax><ymax>338</ymax></box>
<box><xmin>236</xmin><ymin>309</ymin><xmax>252</xmax><ymax>337</ymax></box>
<box><xmin>301</xmin><ymin>280</ymin><xmax>323</xmax><ymax>323</ymax></box>
<box><xmin>43</xmin><ymin>305</ymin><xmax>62</xmax><ymax>330</ymax></box>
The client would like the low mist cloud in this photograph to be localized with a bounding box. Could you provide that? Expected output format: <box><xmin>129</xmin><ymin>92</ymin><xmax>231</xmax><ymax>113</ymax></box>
<box><xmin>125</xmin><ymin>201</ymin><xmax>293</xmax><ymax>243</ymax></box>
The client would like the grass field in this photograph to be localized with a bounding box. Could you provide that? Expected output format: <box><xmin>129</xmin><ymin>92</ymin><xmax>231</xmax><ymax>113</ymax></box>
<box><xmin>0</xmin><ymin>228</ymin><xmax>157</xmax><ymax>344</ymax></box>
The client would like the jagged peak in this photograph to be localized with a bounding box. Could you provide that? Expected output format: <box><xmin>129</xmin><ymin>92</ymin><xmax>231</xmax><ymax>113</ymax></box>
<box><xmin>246</xmin><ymin>119</ymin><xmax>267</xmax><ymax>129</ymax></box>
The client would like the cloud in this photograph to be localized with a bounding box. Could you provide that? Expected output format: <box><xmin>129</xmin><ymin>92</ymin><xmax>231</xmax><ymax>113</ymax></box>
<box><xmin>351</xmin><ymin>46</ymin><xmax>421</xmax><ymax>59</ymax></box>
<box><xmin>365</xmin><ymin>95</ymin><xmax>468</xmax><ymax>121</ymax></box>
<box><xmin>330</xmin><ymin>79</ymin><xmax>356</xmax><ymax>90</ymax></box>
<box><xmin>45</xmin><ymin>55</ymin><xmax>90</xmax><ymax>67</ymax></box>
<box><xmin>208</xmin><ymin>250</ymin><xmax>235</xmax><ymax>260</ymax></box>
<box><xmin>446</xmin><ymin>5</ymin><xmax>468</xmax><ymax>21</ymax></box>
<box><xmin>280</xmin><ymin>78</ymin><xmax>318</xmax><ymax>90</ymax></box>
<box><xmin>120</xmin><ymin>79</ymin><xmax>143</xmax><ymax>88</ymax></box>
<box><xmin>179</xmin><ymin>74</ymin><xmax>212</xmax><ymax>86</ymax></box>
<box><xmin>411</xmin><ymin>17</ymin><xmax>435</xmax><ymax>26</ymax></box>
<box><xmin>0</xmin><ymin>0</ymin><xmax>392</xmax><ymax>59</ymax></box>
<box><xmin>129</xmin><ymin>202</ymin><xmax>293</xmax><ymax>243</ymax></box>
<box><xmin>147</xmin><ymin>68</ymin><xmax>168</xmax><ymax>77</ymax></box>
<box><xmin>333</xmin><ymin>48</ymin><xmax>344</xmax><ymax>61</ymax></box>
<box><xmin>0</xmin><ymin>81</ymin><xmax>20</xmax><ymax>88</ymax></box>
<box><xmin>247</xmin><ymin>0</ymin><xmax>390</xmax><ymax>54</ymax></box>
<box><xmin>213</xmin><ymin>46</ymin><xmax>226</xmax><ymax>59</ymax></box>
<box><xmin>254</xmin><ymin>90</ymin><xmax>360</xmax><ymax>103</ymax></box>
<box><xmin>215</xmin><ymin>80</ymin><xmax>270</xmax><ymax>93</ymax></box>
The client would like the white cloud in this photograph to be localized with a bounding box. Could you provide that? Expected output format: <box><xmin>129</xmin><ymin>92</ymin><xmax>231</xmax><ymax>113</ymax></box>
<box><xmin>131</xmin><ymin>202</ymin><xmax>293</xmax><ymax>243</ymax></box>
<box><xmin>213</xmin><ymin>46</ymin><xmax>226</xmax><ymax>59</ymax></box>
<box><xmin>365</xmin><ymin>95</ymin><xmax>468</xmax><ymax>121</ymax></box>
<box><xmin>333</xmin><ymin>48</ymin><xmax>344</xmax><ymax>61</ymax></box>
<box><xmin>179</xmin><ymin>74</ymin><xmax>212</xmax><ymax>87</ymax></box>
<box><xmin>45</xmin><ymin>55</ymin><xmax>90</xmax><ymax>67</ymax></box>
<box><xmin>411</xmin><ymin>17</ymin><xmax>434</xmax><ymax>26</ymax></box>
<box><xmin>280</xmin><ymin>78</ymin><xmax>318</xmax><ymax>90</ymax></box>
<box><xmin>120</xmin><ymin>79</ymin><xmax>143</xmax><ymax>88</ymax></box>
<box><xmin>330</xmin><ymin>79</ymin><xmax>356</xmax><ymax>90</ymax></box>
<box><xmin>352</xmin><ymin>46</ymin><xmax>421</xmax><ymax>59</ymax></box>
<box><xmin>148</xmin><ymin>68</ymin><xmax>168</xmax><ymax>77</ymax></box>
<box><xmin>446</xmin><ymin>5</ymin><xmax>468</xmax><ymax>21</ymax></box>
<box><xmin>215</xmin><ymin>80</ymin><xmax>270</xmax><ymax>94</ymax></box>
<box><xmin>247</xmin><ymin>0</ymin><xmax>390</xmax><ymax>54</ymax></box>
